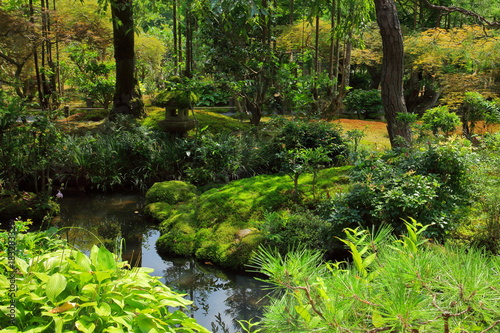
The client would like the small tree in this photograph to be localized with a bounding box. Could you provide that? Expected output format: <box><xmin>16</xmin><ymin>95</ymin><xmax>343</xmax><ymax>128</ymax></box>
<box><xmin>421</xmin><ymin>106</ymin><xmax>461</xmax><ymax>136</ymax></box>
<box><xmin>461</xmin><ymin>92</ymin><xmax>500</xmax><ymax>139</ymax></box>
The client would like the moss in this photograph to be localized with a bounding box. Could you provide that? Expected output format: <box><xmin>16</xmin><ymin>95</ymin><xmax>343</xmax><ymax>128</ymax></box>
<box><xmin>153</xmin><ymin>90</ymin><xmax>199</xmax><ymax>108</ymax></box>
<box><xmin>152</xmin><ymin>166</ymin><xmax>352</xmax><ymax>269</ymax></box>
<box><xmin>141</xmin><ymin>107</ymin><xmax>164</xmax><ymax>130</ymax></box>
<box><xmin>192</xmin><ymin>110</ymin><xmax>252</xmax><ymax>134</ymax></box>
<box><xmin>144</xmin><ymin>202</ymin><xmax>172</xmax><ymax>222</ymax></box>
<box><xmin>156</xmin><ymin>221</ymin><xmax>196</xmax><ymax>257</ymax></box>
<box><xmin>145</xmin><ymin>180</ymin><xmax>198</xmax><ymax>205</ymax></box>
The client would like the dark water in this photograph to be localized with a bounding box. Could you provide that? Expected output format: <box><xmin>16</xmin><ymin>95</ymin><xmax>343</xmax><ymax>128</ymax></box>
<box><xmin>57</xmin><ymin>192</ymin><xmax>270</xmax><ymax>333</ymax></box>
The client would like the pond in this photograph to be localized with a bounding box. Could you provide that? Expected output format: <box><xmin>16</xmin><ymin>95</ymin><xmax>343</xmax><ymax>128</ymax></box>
<box><xmin>57</xmin><ymin>191</ymin><xmax>271</xmax><ymax>333</ymax></box>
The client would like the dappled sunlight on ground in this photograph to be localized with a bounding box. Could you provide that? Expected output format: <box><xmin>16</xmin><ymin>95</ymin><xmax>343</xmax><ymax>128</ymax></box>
<box><xmin>332</xmin><ymin>118</ymin><xmax>391</xmax><ymax>150</ymax></box>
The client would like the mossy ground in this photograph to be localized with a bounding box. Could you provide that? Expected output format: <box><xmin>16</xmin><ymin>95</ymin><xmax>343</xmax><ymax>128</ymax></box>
<box><xmin>146</xmin><ymin>166</ymin><xmax>352</xmax><ymax>269</ymax></box>
<box><xmin>141</xmin><ymin>107</ymin><xmax>251</xmax><ymax>133</ymax></box>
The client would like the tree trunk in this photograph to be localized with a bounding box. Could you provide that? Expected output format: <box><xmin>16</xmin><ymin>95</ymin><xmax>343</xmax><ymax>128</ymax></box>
<box><xmin>173</xmin><ymin>0</ymin><xmax>178</xmax><ymax>76</ymax></box>
<box><xmin>374</xmin><ymin>0</ymin><xmax>412</xmax><ymax>148</ymax></box>
<box><xmin>109</xmin><ymin>0</ymin><xmax>144</xmax><ymax>118</ymax></box>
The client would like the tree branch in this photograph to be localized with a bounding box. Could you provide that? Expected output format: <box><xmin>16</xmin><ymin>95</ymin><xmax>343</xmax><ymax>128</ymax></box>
<box><xmin>419</xmin><ymin>0</ymin><xmax>500</xmax><ymax>28</ymax></box>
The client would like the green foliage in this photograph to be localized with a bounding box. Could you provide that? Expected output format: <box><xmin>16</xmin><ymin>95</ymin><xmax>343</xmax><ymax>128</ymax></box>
<box><xmin>66</xmin><ymin>44</ymin><xmax>115</xmax><ymax>110</ymax></box>
<box><xmin>266</xmin><ymin>119</ymin><xmax>347</xmax><ymax>172</ymax></box>
<box><xmin>0</xmin><ymin>96</ymin><xmax>63</xmax><ymax>196</ymax></box>
<box><xmin>320</xmin><ymin>139</ymin><xmax>476</xmax><ymax>239</ymax></box>
<box><xmin>421</xmin><ymin>105</ymin><xmax>461</xmax><ymax>136</ymax></box>
<box><xmin>460</xmin><ymin>92</ymin><xmax>500</xmax><ymax>138</ymax></box>
<box><xmin>177</xmin><ymin>131</ymin><xmax>266</xmax><ymax>185</ymax></box>
<box><xmin>260</xmin><ymin>210</ymin><xmax>331</xmax><ymax>254</ymax></box>
<box><xmin>455</xmin><ymin>139</ymin><xmax>500</xmax><ymax>253</ymax></box>
<box><xmin>277</xmin><ymin>146</ymin><xmax>332</xmax><ymax>198</ymax></box>
<box><xmin>251</xmin><ymin>224</ymin><xmax>500</xmax><ymax>332</ymax></box>
<box><xmin>145</xmin><ymin>181</ymin><xmax>198</xmax><ymax>205</ymax></box>
<box><xmin>148</xmin><ymin>167</ymin><xmax>351</xmax><ymax>268</ymax></box>
<box><xmin>0</xmin><ymin>220</ymin><xmax>209</xmax><ymax>333</ymax></box>
<box><xmin>343</xmin><ymin>89</ymin><xmax>383</xmax><ymax>119</ymax></box>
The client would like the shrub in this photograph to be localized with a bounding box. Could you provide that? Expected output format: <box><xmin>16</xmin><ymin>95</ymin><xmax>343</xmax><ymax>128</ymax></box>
<box><xmin>320</xmin><ymin>139</ymin><xmax>476</xmax><ymax>239</ymax></box>
<box><xmin>260</xmin><ymin>210</ymin><xmax>331</xmax><ymax>254</ymax></box>
<box><xmin>265</xmin><ymin>119</ymin><xmax>347</xmax><ymax>172</ymax></box>
<box><xmin>460</xmin><ymin>92</ymin><xmax>500</xmax><ymax>138</ymax></box>
<box><xmin>251</xmin><ymin>223</ymin><xmax>500</xmax><ymax>332</ymax></box>
<box><xmin>421</xmin><ymin>105</ymin><xmax>460</xmax><ymax>136</ymax></box>
<box><xmin>343</xmin><ymin>89</ymin><xmax>383</xmax><ymax>119</ymax></box>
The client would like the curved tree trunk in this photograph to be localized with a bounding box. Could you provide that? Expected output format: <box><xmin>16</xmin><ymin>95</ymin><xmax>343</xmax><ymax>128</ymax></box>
<box><xmin>109</xmin><ymin>0</ymin><xmax>144</xmax><ymax>119</ymax></box>
<box><xmin>374</xmin><ymin>0</ymin><xmax>412</xmax><ymax>148</ymax></box>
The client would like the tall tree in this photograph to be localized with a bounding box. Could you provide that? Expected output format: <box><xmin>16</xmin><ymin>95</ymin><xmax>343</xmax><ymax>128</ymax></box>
<box><xmin>109</xmin><ymin>0</ymin><xmax>144</xmax><ymax>118</ymax></box>
<box><xmin>374</xmin><ymin>0</ymin><xmax>412</xmax><ymax>147</ymax></box>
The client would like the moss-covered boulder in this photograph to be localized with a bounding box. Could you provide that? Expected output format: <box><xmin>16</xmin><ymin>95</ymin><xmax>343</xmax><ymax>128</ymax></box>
<box><xmin>147</xmin><ymin>167</ymin><xmax>352</xmax><ymax>270</ymax></box>
<box><xmin>145</xmin><ymin>181</ymin><xmax>198</xmax><ymax>205</ymax></box>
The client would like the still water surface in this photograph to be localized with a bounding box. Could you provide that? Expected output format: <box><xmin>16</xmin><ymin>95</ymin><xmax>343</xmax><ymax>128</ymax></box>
<box><xmin>57</xmin><ymin>191</ymin><xmax>270</xmax><ymax>333</ymax></box>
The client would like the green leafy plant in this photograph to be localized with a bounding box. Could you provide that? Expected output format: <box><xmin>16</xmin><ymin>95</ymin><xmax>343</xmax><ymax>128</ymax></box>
<box><xmin>421</xmin><ymin>106</ymin><xmax>461</xmax><ymax>136</ymax></box>
<box><xmin>0</xmin><ymin>220</ymin><xmax>209</xmax><ymax>332</ymax></box>
<box><xmin>460</xmin><ymin>92</ymin><xmax>500</xmax><ymax>138</ymax></box>
<box><xmin>343</xmin><ymin>89</ymin><xmax>383</xmax><ymax>119</ymax></box>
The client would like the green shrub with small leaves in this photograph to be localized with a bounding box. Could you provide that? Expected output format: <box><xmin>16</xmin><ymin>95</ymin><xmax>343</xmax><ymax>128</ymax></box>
<box><xmin>343</xmin><ymin>89</ymin><xmax>383</xmax><ymax>119</ymax></box>
<box><xmin>421</xmin><ymin>105</ymin><xmax>461</xmax><ymax>136</ymax></box>
<box><xmin>319</xmin><ymin>139</ymin><xmax>476</xmax><ymax>239</ymax></box>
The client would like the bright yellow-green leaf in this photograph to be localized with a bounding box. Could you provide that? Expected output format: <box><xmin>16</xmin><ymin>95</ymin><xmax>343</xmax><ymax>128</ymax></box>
<box><xmin>46</xmin><ymin>273</ymin><xmax>67</xmax><ymax>304</ymax></box>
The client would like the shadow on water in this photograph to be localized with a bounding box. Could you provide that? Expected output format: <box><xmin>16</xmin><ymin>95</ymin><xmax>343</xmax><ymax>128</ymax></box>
<box><xmin>57</xmin><ymin>191</ymin><xmax>271</xmax><ymax>333</ymax></box>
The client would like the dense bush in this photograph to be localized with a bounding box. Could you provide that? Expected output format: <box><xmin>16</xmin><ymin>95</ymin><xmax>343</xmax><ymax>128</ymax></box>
<box><xmin>420</xmin><ymin>105</ymin><xmax>461</xmax><ymax>136</ymax></box>
<box><xmin>343</xmin><ymin>89</ymin><xmax>383</xmax><ymax>119</ymax></box>
<box><xmin>264</xmin><ymin>119</ymin><xmax>347</xmax><ymax>173</ymax></box>
<box><xmin>460</xmin><ymin>92</ymin><xmax>500</xmax><ymax>138</ymax></box>
<box><xmin>260</xmin><ymin>210</ymin><xmax>331</xmax><ymax>254</ymax></box>
<box><xmin>319</xmin><ymin>139</ymin><xmax>476</xmax><ymax>239</ymax></box>
<box><xmin>176</xmin><ymin>131</ymin><xmax>267</xmax><ymax>185</ymax></box>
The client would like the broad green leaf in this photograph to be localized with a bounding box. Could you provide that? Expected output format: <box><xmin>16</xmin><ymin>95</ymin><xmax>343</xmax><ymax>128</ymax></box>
<box><xmin>46</xmin><ymin>273</ymin><xmax>67</xmax><ymax>304</ymax></box>
<box><xmin>75</xmin><ymin>320</ymin><xmax>96</xmax><ymax>333</ymax></box>
<box><xmin>75</xmin><ymin>251</ymin><xmax>92</xmax><ymax>272</ymax></box>
<box><xmin>96</xmin><ymin>246</ymin><xmax>116</xmax><ymax>271</ymax></box>
<box><xmin>95</xmin><ymin>302</ymin><xmax>111</xmax><ymax>317</ymax></box>
<box><xmin>53</xmin><ymin>316</ymin><xmax>63</xmax><ymax>333</ymax></box>
<box><xmin>363</xmin><ymin>253</ymin><xmax>377</xmax><ymax>268</ymax></box>
<box><xmin>94</xmin><ymin>270</ymin><xmax>113</xmax><ymax>283</ymax></box>
<box><xmin>33</xmin><ymin>272</ymin><xmax>50</xmax><ymax>283</ymax></box>
<box><xmin>15</xmin><ymin>258</ymin><xmax>29</xmax><ymax>274</ymax></box>
<box><xmin>136</xmin><ymin>314</ymin><xmax>158</xmax><ymax>333</ymax></box>
<box><xmin>90</xmin><ymin>245</ymin><xmax>99</xmax><ymax>267</ymax></box>
<box><xmin>113</xmin><ymin>315</ymin><xmax>133</xmax><ymax>330</ymax></box>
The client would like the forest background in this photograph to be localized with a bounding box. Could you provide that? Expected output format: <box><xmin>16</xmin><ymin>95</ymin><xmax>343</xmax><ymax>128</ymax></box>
<box><xmin>1</xmin><ymin>0</ymin><xmax>500</xmax><ymax>331</ymax></box>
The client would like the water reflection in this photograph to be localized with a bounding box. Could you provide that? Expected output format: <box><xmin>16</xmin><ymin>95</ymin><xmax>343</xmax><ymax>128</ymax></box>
<box><xmin>58</xmin><ymin>191</ymin><xmax>270</xmax><ymax>333</ymax></box>
<box><xmin>158</xmin><ymin>256</ymin><xmax>270</xmax><ymax>332</ymax></box>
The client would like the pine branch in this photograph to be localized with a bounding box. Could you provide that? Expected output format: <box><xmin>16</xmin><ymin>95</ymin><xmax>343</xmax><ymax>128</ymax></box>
<box><xmin>420</xmin><ymin>0</ymin><xmax>500</xmax><ymax>28</ymax></box>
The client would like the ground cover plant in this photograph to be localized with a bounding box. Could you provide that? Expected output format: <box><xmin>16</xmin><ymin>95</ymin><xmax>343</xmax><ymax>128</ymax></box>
<box><xmin>146</xmin><ymin>166</ymin><xmax>352</xmax><ymax>269</ymax></box>
<box><xmin>0</xmin><ymin>220</ymin><xmax>209</xmax><ymax>333</ymax></box>
<box><xmin>251</xmin><ymin>221</ymin><xmax>500</xmax><ymax>332</ymax></box>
